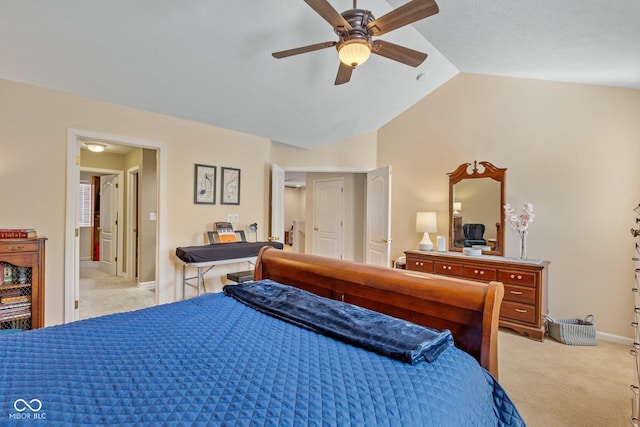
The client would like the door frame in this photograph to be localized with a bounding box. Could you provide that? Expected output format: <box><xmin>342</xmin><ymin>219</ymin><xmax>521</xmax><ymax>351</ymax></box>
<box><xmin>126</xmin><ymin>166</ymin><xmax>140</xmax><ymax>281</ymax></box>
<box><xmin>65</xmin><ymin>128</ymin><xmax>166</xmax><ymax>323</ymax></box>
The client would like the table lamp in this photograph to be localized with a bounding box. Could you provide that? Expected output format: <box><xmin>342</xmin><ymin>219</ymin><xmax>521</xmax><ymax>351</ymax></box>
<box><xmin>416</xmin><ymin>212</ymin><xmax>437</xmax><ymax>251</ymax></box>
<box><xmin>453</xmin><ymin>202</ymin><xmax>462</xmax><ymax>217</ymax></box>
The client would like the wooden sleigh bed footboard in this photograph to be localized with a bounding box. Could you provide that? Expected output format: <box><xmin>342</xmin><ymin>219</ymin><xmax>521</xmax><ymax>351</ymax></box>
<box><xmin>254</xmin><ymin>247</ymin><xmax>505</xmax><ymax>378</ymax></box>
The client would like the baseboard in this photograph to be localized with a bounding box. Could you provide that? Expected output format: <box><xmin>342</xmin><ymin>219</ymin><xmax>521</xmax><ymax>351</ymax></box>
<box><xmin>597</xmin><ymin>331</ymin><xmax>633</xmax><ymax>346</ymax></box>
<box><xmin>138</xmin><ymin>281</ymin><xmax>155</xmax><ymax>290</ymax></box>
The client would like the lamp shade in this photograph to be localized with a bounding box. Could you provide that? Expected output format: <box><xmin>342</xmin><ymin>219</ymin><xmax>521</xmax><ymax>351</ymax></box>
<box><xmin>453</xmin><ymin>202</ymin><xmax>461</xmax><ymax>217</ymax></box>
<box><xmin>416</xmin><ymin>212</ymin><xmax>437</xmax><ymax>233</ymax></box>
<box><xmin>338</xmin><ymin>40</ymin><xmax>371</xmax><ymax>66</ymax></box>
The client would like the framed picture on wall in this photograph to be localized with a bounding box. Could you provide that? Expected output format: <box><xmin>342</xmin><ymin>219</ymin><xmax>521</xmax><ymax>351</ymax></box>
<box><xmin>194</xmin><ymin>164</ymin><xmax>216</xmax><ymax>204</ymax></box>
<box><xmin>221</xmin><ymin>167</ymin><xmax>240</xmax><ymax>205</ymax></box>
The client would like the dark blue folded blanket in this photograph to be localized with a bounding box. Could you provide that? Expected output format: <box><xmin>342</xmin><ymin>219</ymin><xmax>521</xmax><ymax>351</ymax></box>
<box><xmin>223</xmin><ymin>280</ymin><xmax>453</xmax><ymax>364</ymax></box>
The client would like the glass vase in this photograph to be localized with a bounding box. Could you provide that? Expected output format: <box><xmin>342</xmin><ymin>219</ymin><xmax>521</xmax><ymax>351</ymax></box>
<box><xmin>519</xmin><ymin>232</ymin><xmax>527</xmax><ymax>260</ymax></box>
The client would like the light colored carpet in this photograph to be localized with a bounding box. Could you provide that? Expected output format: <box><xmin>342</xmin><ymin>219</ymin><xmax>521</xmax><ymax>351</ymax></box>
<box><xmin>499</xmin><ymin>329</ymin><xmax>633</xmax><ymax>426</ymax></box>
<box><xmin>79</xmin><ymin>261</ymin><xmax>156</xmax><ymax>320</ymax></box>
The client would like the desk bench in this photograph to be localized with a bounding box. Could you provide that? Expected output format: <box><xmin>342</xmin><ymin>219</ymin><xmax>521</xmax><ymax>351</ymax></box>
<box><xmin>226</xmin><ymin>270</ymin><xmax>255</xmax><ymax>283</ymax></box>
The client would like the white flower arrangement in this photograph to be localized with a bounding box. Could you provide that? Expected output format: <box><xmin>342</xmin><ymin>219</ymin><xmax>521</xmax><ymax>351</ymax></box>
<box><xmin>503</xmin><ymin>203</ymin><xmax>535</xmax><ymax>235</ymax></box>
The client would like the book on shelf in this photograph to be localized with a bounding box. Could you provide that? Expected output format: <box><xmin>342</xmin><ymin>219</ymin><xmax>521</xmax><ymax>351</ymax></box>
<box><xmin>0</xmin><ymin>294</ymin><xmax>31</xmax><ymax>304</ymax></box>
<box><xmin>0</xmin><ymin>283</ymin><xmax>30</xmax><ymax>291</ymax></box>
<box><xmin>0</xmin><ymin>308</ymin><xmax>31</xmax><ymax>321</ymax></box>
<box><xmin>0</xmin><ymin>302</ymin><xmax>31</xmax><ymax>312</ymax></box>
<box><xmin>0</xmin><ymin>228</ymin><xmax>37</xmax><ymax>239</ymax></box>
<box><xmin>214</xmin><ymin>222</ymin><xmax>237</xmax><ymax>243</ymax></box>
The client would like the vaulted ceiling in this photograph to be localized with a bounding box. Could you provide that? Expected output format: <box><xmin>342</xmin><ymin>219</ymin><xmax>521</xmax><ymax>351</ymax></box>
<box><xmin>1</xmin><ymin>1</ymin><xmax>638</xmax><ymax>149</ymax></box>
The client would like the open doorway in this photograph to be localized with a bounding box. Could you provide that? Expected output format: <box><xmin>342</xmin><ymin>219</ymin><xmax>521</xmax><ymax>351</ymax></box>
<box><xmin>78</xmin><ymin>166</ymin><xmax>153</xmax><ymax>320</ymax></box>
<box><xmin>274</xmin><ymin>167</ymin><xmax>391</xmax><ymax>267</ymax></box>
<box><xmin>65</xmin><ymin>129</ymin><xmax>165</xmax><ymax>323</ymax></box>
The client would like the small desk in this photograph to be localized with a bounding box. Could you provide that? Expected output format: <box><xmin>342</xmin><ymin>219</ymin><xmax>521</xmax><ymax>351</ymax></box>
<box><xmin>175</xmin><ymin>241</ymin><xmax>283</xmax><ymax>299</ymax></box>
<box><xmin>179</xmin><ymin>256</ymin><xmax>256</xmax><ymax>299</ymax></box>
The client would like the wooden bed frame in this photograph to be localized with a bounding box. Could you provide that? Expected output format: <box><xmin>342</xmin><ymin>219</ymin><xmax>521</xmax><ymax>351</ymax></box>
<box><xmin>254</xmin><ymin>247</ymin><xmax>505</xmax><ymax>378</ymax></box>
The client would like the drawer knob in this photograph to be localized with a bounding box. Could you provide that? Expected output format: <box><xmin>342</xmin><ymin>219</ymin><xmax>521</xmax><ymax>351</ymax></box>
<box><xmin>515</xmin><ymin>308</ymin><xmax>528</xmax><ymax>313</ymax></box>
<box><xmin>510</xmin><ymin>290</ymin><xmax>523</xmax><ymax>295</ymax></box>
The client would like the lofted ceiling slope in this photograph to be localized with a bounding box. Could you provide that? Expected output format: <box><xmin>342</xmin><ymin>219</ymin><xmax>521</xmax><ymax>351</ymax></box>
<box><xmin>1</xmin><ymin>1</ymin><xmax>638</xmax><ymax>149</ymax></box>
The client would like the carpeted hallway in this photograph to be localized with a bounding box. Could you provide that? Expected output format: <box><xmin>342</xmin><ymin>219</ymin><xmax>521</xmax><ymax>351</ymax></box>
<box><xmin>79</xmin><ymin>260</ymin><xmax>156</xmax><ymax>320</ymax></box>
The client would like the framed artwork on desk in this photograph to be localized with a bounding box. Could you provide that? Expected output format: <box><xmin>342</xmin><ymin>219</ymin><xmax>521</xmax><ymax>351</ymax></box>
<box><xmin>221</xmin><ymin>167</ymin><xmax>240</xmax><ymax>205</ymax></box>
<box><xmin>194</xmin><ymin>164</ymin><xmax>216</xmax><ymax>204</ymax></box>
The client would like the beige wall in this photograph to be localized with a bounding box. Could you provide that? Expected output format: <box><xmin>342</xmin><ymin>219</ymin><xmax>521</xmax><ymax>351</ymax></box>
<box><xmin>379</xmin><ymin>73</ymin><xmax>640</xmax><ymax>339</ymax></box>
<box><xmin>284</xmin><ymin>186</ymin><xmax>306</xmax><ymax>232</ymax></box>
<box><xmin>0</xmin><ymin>78</ymin><xmax>271</xmax><ymax>325</ymax></box>
<box><xmin>271</xmin><ymin>131</ymin><xmax>377</xmax><ymax>170</ymax></box>
<box><xmin>4</xmin><ymin>72</ymin><xmax>639</xmax><ymax>340</ymax></box>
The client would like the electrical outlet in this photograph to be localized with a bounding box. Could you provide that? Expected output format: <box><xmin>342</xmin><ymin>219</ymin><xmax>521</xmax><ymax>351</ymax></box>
<box><xmin>227</xmin><ymin>214</ymin><xmax>239</xmax><ymax>223</ymax></box>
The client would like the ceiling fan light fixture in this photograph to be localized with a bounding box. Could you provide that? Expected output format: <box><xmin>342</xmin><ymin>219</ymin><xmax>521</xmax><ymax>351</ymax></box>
<box><xmin>338</xmin><ymin>39</ymin><xmax>371</xmax><ymax>67</ymax></box>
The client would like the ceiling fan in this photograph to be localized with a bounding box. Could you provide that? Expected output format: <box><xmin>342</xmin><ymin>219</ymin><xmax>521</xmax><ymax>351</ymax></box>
<box><xmin>272</xmin><ymin>0</ymin><xmax>439</xmax><ymax>85</ymax></box>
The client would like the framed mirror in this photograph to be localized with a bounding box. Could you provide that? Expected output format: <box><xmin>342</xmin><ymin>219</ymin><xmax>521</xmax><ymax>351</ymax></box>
<box><xmin>448</xmin><ymin>161</ymin><xmax>506</xmax><ymax>256</ymax></box>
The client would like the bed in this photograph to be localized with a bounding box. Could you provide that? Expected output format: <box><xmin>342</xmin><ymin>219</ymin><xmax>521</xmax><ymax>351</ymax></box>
<box><xmin>0</xmin><ymin>247</ymin><xmax>524</xmax><ymax>426</ymax></box>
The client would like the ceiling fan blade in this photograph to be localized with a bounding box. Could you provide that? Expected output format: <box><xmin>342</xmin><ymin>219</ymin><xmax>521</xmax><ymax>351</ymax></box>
<box><xmin>371</xmin><ymin>40</ymin><xmax>427</xmax><ymax>67</ymax></box>
<box><xmin>272</xmin><ymin>41</ymin><xmax>337</xmax><ymax>59</ymax></box>
<box><xmin>304</xmin><ymin>0</ymin><xmax>352</xmax><ymax>31</ymax></box>
<box><xmin>334</xmin><ymin>62</ymin><xmax>354</xmax><ymax>85</ymax></box>
<box><xmin>366</xmin><ymin>0</ymin><xmax>439</xmax><ymax>36</ymax></box>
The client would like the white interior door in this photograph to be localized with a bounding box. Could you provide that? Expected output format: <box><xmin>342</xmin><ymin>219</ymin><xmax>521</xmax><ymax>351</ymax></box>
<box><xmin>366</xmin><ymin>166</ymin><xmax>392</xmax><ymax>267</ymax></box>
<box><xmin>312</xmin><ymin>178</ymin><xmax>344</xmax><ymax>259</ymax></box>
<box><xmin>100</xmin><ymin>174</ymin><xmax>118</xmax><ymax>275</ymax></box>
<box><xmin>270</xmin><ymin>164</ymin><xmax>285</xmax><ymax>243</ymax></box>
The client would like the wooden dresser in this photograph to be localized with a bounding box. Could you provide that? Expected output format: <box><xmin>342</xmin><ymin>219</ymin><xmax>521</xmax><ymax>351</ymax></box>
<box><xmin>405</xmin><ymin>250</ymin><xmax>549</xmax><ymax>341</ymax></box>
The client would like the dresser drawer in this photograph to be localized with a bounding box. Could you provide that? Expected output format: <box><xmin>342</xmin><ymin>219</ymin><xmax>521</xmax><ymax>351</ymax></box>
<box><xmin>498</xmin><ymin>269</ymin><xmax>537</xmax><ymax>287</ymax></box>
<box><xmin>463</xmin><ymin>265</ymin><xmax>497</xmax><ymax>281</ymax></box>
<box><xmin>503</xmin><ymin>284</ymin><xmax>536</xmax><ymax>305</ymax></box>
<box><xmin>0</xmin><ymin>242</ymin><xmax>40</xmax><ymax>254</ymax></box>
<box><xmin>434</xmin><ymin>261</ymin><xmax>464</xmax><ymax>276</ymax></box>
<box><xmin>501</xmin><ymin>301</ymin><xmax>536</xmax><ymax>324</ymax></box>
<box><xmin>406</xmin><ymin>257</ymin><xmax>433</xmax><ymax>273</ymax></box>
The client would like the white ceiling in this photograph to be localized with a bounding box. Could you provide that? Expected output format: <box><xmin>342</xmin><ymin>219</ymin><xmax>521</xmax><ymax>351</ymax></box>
<box><xmin>1</xmin><ymin>1</ymin><xmax>638</xmax><ymax>149</ymax></box>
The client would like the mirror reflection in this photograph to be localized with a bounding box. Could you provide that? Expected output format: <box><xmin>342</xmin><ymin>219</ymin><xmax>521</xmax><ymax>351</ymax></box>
<box><xmin>448</xmin><ymin>161</ymin><xmax>506</xmax><ymax>256</ymax></box>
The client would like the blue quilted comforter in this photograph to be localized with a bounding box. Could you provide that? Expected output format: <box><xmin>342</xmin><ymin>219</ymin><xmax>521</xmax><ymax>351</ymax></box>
<box><xmin>0</xmin><ymin>285</ymin><xmax>524</xmax><ymax>426</ymax></box>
